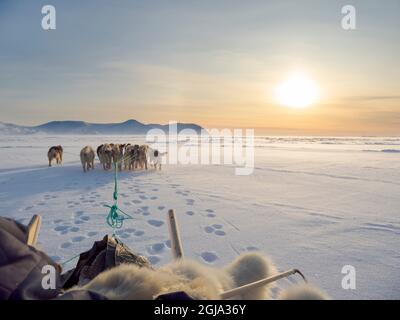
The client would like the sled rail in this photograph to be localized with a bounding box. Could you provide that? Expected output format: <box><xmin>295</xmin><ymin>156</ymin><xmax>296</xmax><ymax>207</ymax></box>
<box><xmin>220</xmin><ymin>269</ymin><xmax>307</xmax><ymax>299</ymax></box>
<box><xmin>167</xmin><ymin>209</ymin><xmax>184</xmax><ymax>259</ymax></box>
<box><xmin>27</xmin><ymin>214</ymin><xmax>41</xmax><ymax>248</ymax></box>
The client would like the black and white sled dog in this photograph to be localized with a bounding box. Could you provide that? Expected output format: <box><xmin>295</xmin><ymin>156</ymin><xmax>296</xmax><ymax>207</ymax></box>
<box><xmin>146</xmin><ymin>147</ymin><xmax>167</xmax><ymax>170</ymax></box>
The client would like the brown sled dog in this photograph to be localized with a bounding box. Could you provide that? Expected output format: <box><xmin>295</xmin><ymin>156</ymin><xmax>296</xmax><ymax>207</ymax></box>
<box><xmin>47</xmin><ymin>145</ymin><xmax>63</xmax><ymax>167</ymax></box>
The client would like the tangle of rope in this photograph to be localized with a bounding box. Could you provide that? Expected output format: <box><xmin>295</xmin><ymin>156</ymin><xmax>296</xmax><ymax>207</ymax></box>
<box><xmin>104</xmin><ymin>153</ymin><xmax>136</xmax><ymax>234</ymax></box>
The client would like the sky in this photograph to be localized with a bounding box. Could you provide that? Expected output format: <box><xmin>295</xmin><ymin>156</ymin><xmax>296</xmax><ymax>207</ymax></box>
<box><xmin>0</xmin><ymin>0</ymin><xmax>399</xmax><ymax>135</ymax></box>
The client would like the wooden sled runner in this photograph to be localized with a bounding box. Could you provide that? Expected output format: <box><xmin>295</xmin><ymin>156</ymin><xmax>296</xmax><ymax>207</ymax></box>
<box><xmin>26</xmin><ymin>214</ymin><xmax>41</xmax><ymax>247</ymax></box>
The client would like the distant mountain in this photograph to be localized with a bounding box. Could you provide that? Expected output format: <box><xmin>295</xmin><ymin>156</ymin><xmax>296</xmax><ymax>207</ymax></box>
<box><xmin>0</xmin><ymin>120</ymin><xmax>204</xmax><ymax>135</ymax></box>
<box><xmin>0</xmin><ymin>122</ymin><xmax>36</xmax><ymax>135</ymax></box>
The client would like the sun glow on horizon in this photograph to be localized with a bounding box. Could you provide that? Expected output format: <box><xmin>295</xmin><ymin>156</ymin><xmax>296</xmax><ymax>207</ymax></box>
<box><xmin>275</xmin><ymin>73</ymin><xmax>320</xmax><ymax>108</ymax></box>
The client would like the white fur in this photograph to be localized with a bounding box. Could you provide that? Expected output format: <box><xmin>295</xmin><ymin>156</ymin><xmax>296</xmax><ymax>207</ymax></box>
<box><xmin>277</xmin><ymin>284</ymin><xmax>330</xmax><ymax>300</ymax></box>
<box><xmin>225</xmin><ymin>252</ymin><xmax>277</xmax><ymax>299</ymax></box>
<box><xmin>68</xmin><ymin>252</ymin><xmax>276</xmax><ymax>300</ymax></box>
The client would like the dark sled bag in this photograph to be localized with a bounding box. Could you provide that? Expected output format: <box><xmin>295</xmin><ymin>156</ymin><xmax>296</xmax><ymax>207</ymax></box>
<box><xmin>61</xmin><ymin>234</ymin><xmax>151</xmax><ymax>290</ymax></box>
<box><xmin>0</xmin><ymin>217</ymin><xmax>150</xmax><ymax>300</ymax></box>
<box><xmin>0</xmin><ymin>217</ymin><xmax>61</xmax><ymax>300</ymax></box>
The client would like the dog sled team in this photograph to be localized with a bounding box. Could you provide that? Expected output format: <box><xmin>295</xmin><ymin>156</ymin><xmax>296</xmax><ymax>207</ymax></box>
<box><xmin>47</xmin><ymin>143</ymin><xmax>163</xmax><ymax>172</ymax></box>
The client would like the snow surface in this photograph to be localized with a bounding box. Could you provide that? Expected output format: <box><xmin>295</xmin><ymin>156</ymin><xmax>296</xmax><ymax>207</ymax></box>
<box><xmin>0</xmin><ymin>135</ymin><xmax>399</xmax><ymax>299</ymax></box>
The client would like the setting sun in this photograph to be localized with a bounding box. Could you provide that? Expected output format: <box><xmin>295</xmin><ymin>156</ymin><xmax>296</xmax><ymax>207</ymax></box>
<box><xmin>275</xmin><ymin>73</ymin><xmax>320</xmax><ymax>108</ymax></box>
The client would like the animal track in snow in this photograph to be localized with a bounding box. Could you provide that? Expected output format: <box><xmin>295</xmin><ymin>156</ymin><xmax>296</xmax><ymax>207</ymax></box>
<box><xmin>61</xmin><ymin>242</ymin><xmax>72</xmax><ymax>249</ymax></box>
<box><xmin>54</xmin><ymin>225</ymin><xmax>69</xmax><ymax>232</ymax></box>
<box><xmin>214</xmin><ymin>230</ymin><xmax>226</xmax><ymax>236</ymax></box>
<box><xmin>246</xmin><ymin>246</ymin><xmax>259</xmax><ymax>252</ymax></box>
<box><xmin>147</xmin><ymin>243</ymin><xmax>165</xmax><ymax>255</ymax></box>
<box><xmin>87</xmin><ymin>231</ymin><xmax>98</xmax><ymax>237</ymax></box>
<box><xmin>148</xmin><ymin>256</ymin><xmax>161</xmax><ymax>265</ymax></box>
<box><xmin>134</xmin><ymin>230</ymin><xmax>145</xmax><ymax>236</ymax></box>
<box><xmin>148</xmin><ymin>219</ymin><xmax>164</xmax><ymax>228</ymax></box>
<box><xmin>200</xmin><ymin>251</ymin><xmax>218</xmax><ymax>263</ymax></box>
<box><xmin>204</xmin><ymin>226</ymin><xmax>214</xmax><ymax>233</ymax></box>
<box><xmin>71</xmin><ymin>236</ymin><xmax>85</xmax><ymax>243</ymax></box>
<box><xmin>204</xmin><ymin>224</ymin><xmax>227</xmax><ymax>236</ymax></box>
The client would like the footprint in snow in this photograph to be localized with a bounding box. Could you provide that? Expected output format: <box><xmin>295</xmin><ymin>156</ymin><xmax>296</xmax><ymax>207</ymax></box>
<box><xmin>54</xmin><ymin>225</ymin><xmax>69</xmax><ymax>232</ymax></box>
<box><xmin>200</xmin><ymin>252</ymin><xmax>218</xmax><ymax>263</ymax></box>
<box><xmin>148</xmin><ymin>256</ymin><xmax>161</xmax><ymax>265</ymax></box>
<box><xmin>134</xmin><ymin>230</ymin><xmax>145</xmax><ymax>236</ymax></box>
<box><xmin>72</xmin><ymin>236</ymin><xmax>85</xmax><ymax>243</ymax></box>
<box><xmin>204</xmin><ymin>225</ymin><xmax>226</xmax><ymax>236</ymax></box>
<box><xmin>147</xmin><ymin>243</ymin><xmax>165</xmax><ymax>255</ymax></box>
<box><xmin>205</xmin><ymin>226</ymin><xmax>214</xmax><ymax>233</ymax></box>
<box><xmin>214</xmin><ymin>230</ymin><xmax>226</xmax><ymax>236</ymax></box>
<box><xmin>148</xmin><ymin>219</ymin><xmax>164</xmax><ymax>228</ymax></box>
<box><xmin>118</xmin><ymin>233</ymin><xmax>131</xmax><ymax>239</ymax></box>
<box><xmin>246</xmin><ymin>246</ymin><xmax>260</xmax><ymax>252</ymax></box>
<box><xmin>87</xmin><ymin>231</ymin><xmax>98</xmax><ymax>237</ymax></box>
<box><xmin>61</xmin><ymin>242</ymin><xmax>72</xmax><ymax>249</ymax></box>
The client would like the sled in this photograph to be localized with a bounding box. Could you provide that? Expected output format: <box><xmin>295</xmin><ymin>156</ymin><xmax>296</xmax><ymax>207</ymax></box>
<box><xmin>26</xmin><ymin>214</ymin><xmax>41</xmax><ymax>247</ymax></box>
<box><xmin>26</xmin><ymin>209</ymin><xmax>307</xmax><ymax>299</ymax></box>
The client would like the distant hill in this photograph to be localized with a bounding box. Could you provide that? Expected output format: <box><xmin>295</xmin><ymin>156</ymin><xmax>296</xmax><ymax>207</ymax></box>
<box><xmin>0</xmin><ymin>120</ymin><xmax>203</xmax><ymax>135</ymax></box>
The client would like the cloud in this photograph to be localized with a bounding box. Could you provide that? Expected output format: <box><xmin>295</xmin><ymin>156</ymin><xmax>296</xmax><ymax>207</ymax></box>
<box><xmin>344</xmin><ymin>95</ymin><xmax>400</xmax><ymax>101</ymax></box>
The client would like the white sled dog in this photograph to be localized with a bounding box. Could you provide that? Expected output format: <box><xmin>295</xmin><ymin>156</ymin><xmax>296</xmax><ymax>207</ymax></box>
<box><xmin>146</xmin><ymin>147</ymin><xmax>165</xmax><ymax>170</ymax></box>
<box><xmin>80</xmin><ymin>146</ymin><xmax>95</xmax><ymax>172</ymax></box>
<box><xmin>69</xmin><ymin>252</ymin><xmax>329</xmax><ymax>300</ymax></box>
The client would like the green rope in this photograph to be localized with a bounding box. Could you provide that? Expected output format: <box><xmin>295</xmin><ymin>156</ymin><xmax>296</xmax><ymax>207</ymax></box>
<box><xmin>105</xmin><ymin>162</ymin><xmax>133</xmax><ymax>235</ymax></box>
